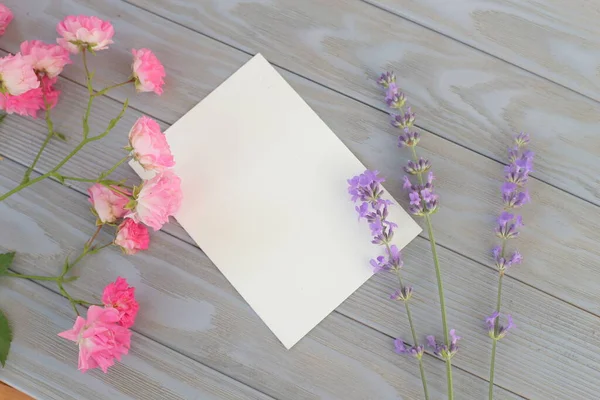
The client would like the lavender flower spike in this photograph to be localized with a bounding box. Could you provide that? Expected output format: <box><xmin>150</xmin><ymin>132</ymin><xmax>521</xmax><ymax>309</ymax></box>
<box><xmin>377</xmin><ymin>71</ymin><xmax>396</xmax><ymax>88</ymax></box>
<box><xmin>485</xmin><ymin>312</ymin><xmax>515</xmax><ymax>340</ymax></box>
<box><xmin>395</xmin><ymin>338</ymin><xmax>424</xmax><ymax>358</ymax></box>
<box><xmin>426</xmin><ymin>329</ymin><xmax>461</xmax><ymax>361</ymax></box>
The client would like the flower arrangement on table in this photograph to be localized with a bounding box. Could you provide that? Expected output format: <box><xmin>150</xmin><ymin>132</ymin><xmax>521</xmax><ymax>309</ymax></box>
<box><xmin>0</xmin><ymin>7</ymin><xmax>182</xmax><ymax>373</ymax></box>
<box><xmin>348</xmin><ymin>72</ymin><xmax>533</xmax><ymax>400</ymax></box>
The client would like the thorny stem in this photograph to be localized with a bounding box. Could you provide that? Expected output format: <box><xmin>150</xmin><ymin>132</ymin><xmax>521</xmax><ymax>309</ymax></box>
<box><xmin>410</xmin><ymin>144</ymin><xmax>453</xmax><ymax>400</ymax></box>
<box><xmin>488</xmin><ymin>239</ymin><xmax>507</xmax><ymax>399</ymax></box>
<box><xmin>385</xmin><ymin>242</ymin><xmax>430</xmax><ymax>400</ymax></box>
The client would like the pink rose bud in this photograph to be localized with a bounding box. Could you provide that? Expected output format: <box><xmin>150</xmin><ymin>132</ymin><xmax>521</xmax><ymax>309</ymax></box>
<box><xmin>0</xmin><ymin>54</ymin><xmax>40</xmax><ymax>96</ymax></box>
<box><xmin>128</xmin><ymin>116</ymin><xmax>174</xmax><ymax>172</ymax></box>
<box><xmin>88</xmin><ymin>183</ymin><xmax>131</xmax><ymax>224</ymax></box>
<box><xmin>58</xmin><ymin>306</ymin><xmax>131</xmax><ymax>373</ymax></box>
<box><xmin>20</xmin><ymin>40</ymin><xmax>71</xmax><ymax>78</ymax></box>
<box><xmin>129</xmin><ymin>170</ymin><xmax>183</xmax><ymax>231</ymax></box>
<box><xmin>114</xmin><ymin>219</ymin><xmax>150</xmax><ymax>255</ymax></box>
<box><xmin>56</xmin><ymin>15</ymin><xmax>114</xmax><ymax>54</ymax></box>
<box><xmin>0</xmin><ymin>4</ymin><xmax>13</xmax><ymax>36</ymax></box>
<box><xmin>102</xmin><ymin>277</ymin><xmax>139</xmax><ymax>328</ymax></box>
<box><xmin>131</xmin><ymin>48</ymin><xmax>165</xmax><ymax>95</ymax></box>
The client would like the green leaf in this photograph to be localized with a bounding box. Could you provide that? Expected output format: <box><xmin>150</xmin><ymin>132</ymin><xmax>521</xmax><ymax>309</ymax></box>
<box><xmin>49</xmin><ymin>172</ymin><xmax>65</xmax><ymax>184</ymax></box>
<box><xmin>0</xmin><ymin>309</ymin><xmax>12</xmax><ymax>367</ymax></box>
<box><xmin>0</xmin><ymin>252</ymin><xmax>15</xmax><ymax>275</ymax></box>
<box><xmin>0</xmin><ymin>113</ymin><xmax>6</xmax><ymax>124</ymax></box>
<box><xmin>53</xmin><ymin>131</ymin><xmax>68</xmax><ymax>142</ymax></box>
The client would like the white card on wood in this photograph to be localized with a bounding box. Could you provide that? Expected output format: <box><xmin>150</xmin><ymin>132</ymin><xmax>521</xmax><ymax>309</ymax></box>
<box><xmin>130</xmin><ymin>54</ymin><xmax>421</xmax><ymax>349</ymax></box>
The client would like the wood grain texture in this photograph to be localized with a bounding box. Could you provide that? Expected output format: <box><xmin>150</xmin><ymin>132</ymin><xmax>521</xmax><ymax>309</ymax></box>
<box><xmin>0</xmin><ymin>280</ymin><xmax>273</xmax><ymax>400</ymax></box>
<box><xmin>0</xmin><ymin>0</ymin><xmax>596</xmax><ymax>398</ymax></box>
<box><xmin>1</xmin><ymin>0</ymin><xmax>599</xmax><ymax>324</ymax></box>
<box><xmin>0</xmin><ymin>381</ymin><xmax>33</xmax><ymax>400</ymax></box>
<box><xmin>117</xmin><ymin>0</ymin><xmax>600</xmax><ymax>208</ymax></box>
<box><xmin>0</xmin><ymin>159</ymin><xmax>521</xmax><ymax>400</ymax></box>
<box><xmin>2</xmin><ymin>0</ymin><xmax>600</xmax><ymax>320</ymax></box>
<box><xmin>364</xmin><ymin>0</ymin><xmax>600</xmax><ymax>101</ymax></box>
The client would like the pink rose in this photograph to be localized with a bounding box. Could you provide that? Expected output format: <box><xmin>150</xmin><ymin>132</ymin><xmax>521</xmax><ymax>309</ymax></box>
<box><xmin>114</xmin><ymin>219</ymin><xmax>150</xmax><ymax>255</ymax></box>
<box><xmin>129</xmin><ymin>170</ymin><xmax>183</xmax><ymax>231</ymax></box>
<box><xmin>0</xmin><ymin>54</ymin><xmax>39</xmax><ymax>96</ymax></box>
<box><xmin>58</xmin><ymin>306</ymin><xmax>131</xmax><ymax>373</ymax></box>
<box><xmin>57</xmin><ymin>15</ymin><xmax>114</xmax><ymax>54</ymax></box>
<box><xmin>0</xmin><ymin>76</ymin><xmax>60</xmax><ymax>118</ymax></box>
<box><xmin>88</xmin><ymin>183</ymin><xmax>131</xmax><ymax>224</ymax></box>
<box><xmin>21</xmin><ymin>40</ymin><xmax>71</xmax><ymax>78</ymax></box>
<box><xmin>0</xmin><ymin>4</ymin><xmax>13</xmax><ymax>36</ymax></box>
<box><xmin>131</xmin><ymin>48</ymin><xmax>165</xmax><ymax>95</ymax></box>
<box><xmin>102</xmin><ymin>277</ymin><xmax>139</xmax><ymax>328</ymax></box>
<box><xmin>128</xmin><ymin>116</ymin><xmax>174</xmax><ymax>172</ymax></box>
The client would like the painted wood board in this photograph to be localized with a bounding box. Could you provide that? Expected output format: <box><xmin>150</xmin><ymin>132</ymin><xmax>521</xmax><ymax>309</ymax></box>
<box><xmin>0</xmin><ymin>280</ymin><xmax>273</xmax><ymax>400</ymax></box>
<box><xmin>115</xmin><ymin>0</ymin><xmax>600</xmax><ymax>207</ymax></box>
<box><xmin>364</xmin><ymin>0</ymin><xmax>600</xmax><ymax>102</ymax></box>
<box><xmin>0</xmin><ymin>159</ymin><xmax>522</xmax><ymax>399</ymax></box>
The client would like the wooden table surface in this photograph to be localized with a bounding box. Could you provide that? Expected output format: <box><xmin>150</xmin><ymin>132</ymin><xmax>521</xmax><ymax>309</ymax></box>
<box><xmin>0</xmin><ymin>0</ymin><xmax>599</xmax><ymax>399</ymax></box>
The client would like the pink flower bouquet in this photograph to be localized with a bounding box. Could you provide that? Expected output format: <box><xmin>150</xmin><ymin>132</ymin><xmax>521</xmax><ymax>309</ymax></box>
<box><xmin>0</xmin><ymin>9</ymin><xmax>182</xmax><ymax>373</ymax></box>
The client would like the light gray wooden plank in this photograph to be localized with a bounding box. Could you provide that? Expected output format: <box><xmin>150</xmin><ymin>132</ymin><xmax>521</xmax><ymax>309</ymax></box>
<box><xmin>109</xmin><ymin>0</ymin><xmax>600</xmax><ymax>208</ymax></box>
<box><xmin>0</xmin><ymin>0</ymin><xmax>596</xmax><ymax>397</ymax></box>
<box><xmin>0</xmin><ymin>279</ymin><xmax>273</xmax><ymax>400</ymax></box>
<box><xmin>0</xmin><ymin>159</ymin><xmax>520</xmax><ymax>400</ymax></box>
<box><xmin>1</xmin><ymin>0</ymin><xmax>599</xmax><ymax>321</ymax></box>
<box><xmin>1</xmin><ymin>4</ymin><xmax>599</xmax><ymax>328</ymax></box>
<box><xmin>363</xmin><ymin>0</ymin><xmax>600</xmax><ymax>101</ymax></box>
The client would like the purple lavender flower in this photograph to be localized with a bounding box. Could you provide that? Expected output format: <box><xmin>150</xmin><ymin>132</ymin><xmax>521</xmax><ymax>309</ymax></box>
<box><xmin>403</xmin><ymin>175</ymin><xmax>439</xmax><ymax>217</ymax></box>
<box><xmin>502</xmin><ymin>183</ymin><xmax>530</xmax><ymax>209</ymax></box>
<box><xmin>390</xmin><ymin>286</ymin><xmax>413</xmax><ymax>301</ymax></box>
<box><xmin>426</xmin><ymin>329</ymin><xmax>461</xmax><ymax>360</ymax></box>
<box><xmin>391</xmin><ymin>107</ymin><xmax>415</xmax><ymax>129</ymax></box>
<box><xmin>495</xmin><ymin>211</ymin><xmax>523</xmax><ymax>239</ymax></box>
<box><xmin>485</xmin><ymin>312</ymin><xmax>515</xmax><ymax>340</ymax></box>
<box><xmin>377</xmin><ymin>71</ymin><xmax>396</xmax><ymax>88</ymax></box>
<box><xmin>514</xmin><ymin>132</ymin><xmax>530</xmax><ymax>147</ymax></box>
<box><xmin>347</xmin><ymin>170</ymin><xmax>390</xmax><ymax>209</ymax></box>
<box><xmin>385</xmin><ymin>83</ymin><xmax>407</xmax><ymax>109</ymax></box>
<box><xmin>394</xmin><ymin>338</ymin><xmax>424</xmax><ymax>358</ymax></box>
<box><xmin>349</xmin><ymin>170</ymin><xmax>403</xmax><ymax>267</ymax></box>
<box><xmin>398</xmin><ymin>131</ymin><xmax>421</xmax><ymax>148</ymax></box>
<box><xmin>404</xmin><ymin>157</ymin><xmax>431</xmax><ymax>175</ymax></box>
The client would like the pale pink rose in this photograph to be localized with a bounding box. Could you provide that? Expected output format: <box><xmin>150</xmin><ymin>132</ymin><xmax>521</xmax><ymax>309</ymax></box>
<box><xmin>131</xmin><ymin>48</ymin><xmax>165</xmax><ymax>95</ymax></box>
<box><xmin>0</xmin><ymin>76</ymin><xmax>61</xmax><ymax>118</ymax></box>
<box><xmin>58</xmin><ymin>306</ymin><xmax>131</xmax><ymax>373</ymax></box>
<box><xmin>128</xmin><ymin>116</ymin><xmax>174</xmax><ymax>172</ymax></box>
<box><xmin>0</xmin><ymin>4</ymin><xmax>13</xmax><ymax>36</ymax></box>
<box><xmin>129</xmin><ymin>170</ymin><xmax>183</xmax><ymax>231</ymax></box>
<box><xmin>56</xmin><ymin>15</ymin><xmax>114</xmax><ymax>54</ymax></box>
<box><xmin>114</xmin><ymin>219</ymin><xmax>150</xmax><ymax>256</ymax></box>
<box><xmin>20</xmin><ymin>40</ymin><xmax>71</xmax><ymax>78</ymax></box>
<box><xmin>102</xmin><ymin>277</ymin><xmax>139</xmax><ymax>328</ymax></box>
<box><xmin>88</xmin><ymin>183</ymin><xmax>131</xmax><ymax>224</ymax></box>
<box><xmin>0</xmin><ymin>53</ymin><xmax>39</xmax><ymax>96</ymax></box>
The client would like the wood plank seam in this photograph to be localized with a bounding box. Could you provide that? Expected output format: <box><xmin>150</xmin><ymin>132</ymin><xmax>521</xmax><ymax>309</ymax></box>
<box><xmin>118</xmin><ymin>0</ymin><xmax>600</xmax><ymax>211</ymax></box>
<box><xmin>358</xmin><ymin>0</ymin><xmax>600</xmax><ymax>106</ymax></box>
<box><xmin>0</xmin><ymin>266</ymin><xmax>278</xmax><ymax>400</ymax></box>
<box><xmin>0</xmin><ymin>151</ymin><xmax>523</xmax><ymax>395</ymax></box>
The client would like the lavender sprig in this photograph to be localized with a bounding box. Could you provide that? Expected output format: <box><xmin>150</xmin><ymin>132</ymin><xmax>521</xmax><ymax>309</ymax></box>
<box><xmin>348</xmin><ymin>170</ymin><xmax>430</xmax><ymax>400</ymax></box>
<box><xmin>379</xmin><ymin>73</ymin><xmax>456</xmax><ymax>400</ymax></box>
<box><xmin>487</xmin><ymin>133</ymin><xmax>533</xmax><ymax>400</ymax></box>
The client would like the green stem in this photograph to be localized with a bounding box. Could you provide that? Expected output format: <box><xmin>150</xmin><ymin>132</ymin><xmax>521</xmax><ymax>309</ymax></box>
<box><xmin>59</xmin><ymin>176</ymin><xmax>100</xmax><ymax>183</ymax></box>
<box><xmin>21</xmin><ymin>103</ymin><xmax>54</xmax><ymax>184</ymax></box>
<box><xmin>93</xmin><ymin>79</ymin><xmax>135</xmax><ymax>98</ymax></box>
<box><xmin>488</xmin><ymin>241</ymin><xmax>507</xmax><ymax>399</ymax></box>
<box><xmin>409</xmin><ymin>144</ymin><xmax>453</xmax><ymax>399</ymax></box>
<box><xmin>82</xmin><ymin>49</ymin><xmax>93</xmax><ymax>94</ymax></box>
<box><xmin>387</xmin><ymin>241</ymin><xmax>429</xmax><ymax>400</ymax></box>
<box><xmin>3</xmin><ymin>272</ymin><xmax>61</xmax><ymax>281</ymax></box>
